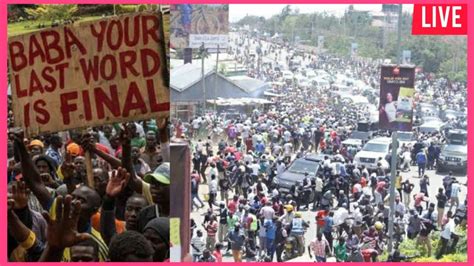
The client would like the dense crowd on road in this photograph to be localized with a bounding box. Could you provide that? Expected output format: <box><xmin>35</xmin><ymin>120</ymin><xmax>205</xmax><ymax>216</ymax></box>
<box><xmin>175</xmin><ymin>32</ymin><xmax>467</xmax><ymax>262</ymax></box>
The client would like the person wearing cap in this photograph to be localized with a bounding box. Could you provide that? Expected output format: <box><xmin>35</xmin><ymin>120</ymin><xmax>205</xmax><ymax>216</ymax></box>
<box><xmin>29</xmin><ymin>139</ymin><xmax>44</xmax><ymax>157</ymax></box>
<box><xmin>278</xmin><ymin>204</ymin><xmax>295</xmax><ymax>226</ymax></box>
<box><xmin>134</xmin><ymin>163</ymin><xmax>170</xmax><ymax>233</ymax></box>
<box><xmin>291</xmin><ymin>212</ymin><xmax>308</xmax><ymax>255</ymax></box>
<box><xmin>143</xmin><ymin>217</ymin><xmax>170</xmax><ymax>262</ymax></box>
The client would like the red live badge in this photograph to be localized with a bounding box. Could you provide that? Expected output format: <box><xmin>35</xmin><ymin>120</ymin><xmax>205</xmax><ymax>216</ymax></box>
<box><xmin>412</xmin><ymin>4</ymin><xmax>467</xmax><ymax>35</ymax></box>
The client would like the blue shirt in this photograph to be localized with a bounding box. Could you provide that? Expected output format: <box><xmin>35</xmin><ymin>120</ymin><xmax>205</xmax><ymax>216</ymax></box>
<box><xmin>264</xmin><ymin>220</ymin><xmax>276</xmax><ymax>239</ymax></box>
<box><xmin>323</xmin><ymin>216</ymin><xmax>334</xmax><ymax>233</ymax></box>
<box><xmin>256</xmin><ymin>143</ymin><xmax>265</xmax><ymax>153</ymax></box>
<box><xmin>416</xmin><ymin>152</ymin><xmax>427</xmax><ymax>164</ymax></box>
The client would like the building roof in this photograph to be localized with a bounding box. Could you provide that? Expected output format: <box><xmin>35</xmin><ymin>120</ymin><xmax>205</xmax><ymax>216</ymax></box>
<box><xmin>170</xmin><ymin>63</ymin><xmax>214</xmax><ymax>92</ymax></box>
<box><xmin>171</xmin><ymin>64</ymin><xmax>269</xmax><ymax>102</ymax></box>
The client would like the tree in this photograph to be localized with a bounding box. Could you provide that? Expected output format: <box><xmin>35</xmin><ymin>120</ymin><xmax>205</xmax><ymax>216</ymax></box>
<box><xmin>25</xmin><ymin>4</ymin><xmax>78</xmax><ymax>23</ymax></box>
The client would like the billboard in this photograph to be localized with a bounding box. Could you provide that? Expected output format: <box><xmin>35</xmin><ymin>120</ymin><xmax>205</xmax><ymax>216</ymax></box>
<box><xmin>379</xmin><ymin>65</ymin><xmax>416</xmax><ymax>131</ymax></box>
<box><xmin>317</xmin><ymin>35</ymin><xmax>325</xmax><ymax>49</ymax></box>
<box><xmin>350</xmin><ymin>42</ymin><xmax>358</xmax><ymax>56</ymax></box>
<box><xmin>402</xmin><ymin>50</ymin><xmax>412</xmax><ymax>64</ymax></box>
<box><xmin>170</xmin><ymin>4</ymin><xmax>229</xmax><ymax>49</ymax></box>
<box><xmin>8</xmin><ymin>13</ymin><xmax>170</xmax><ymax>136</ymax></box>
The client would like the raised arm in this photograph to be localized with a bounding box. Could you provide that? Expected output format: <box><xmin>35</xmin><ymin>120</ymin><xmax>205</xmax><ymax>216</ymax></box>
<box><xmin>100</xmin><ymin>167</ymin><xmax>130</xmax><ymax>245</ymax></box>
<box><xmin>120</xmin><ymin>124</ymin><xmax>143</xmax><ymax>194</ymax></box>
<box><xmin>81</xmin><ymin>134</ymin><xmax>122</xmax><ymax>169</ymax></box>
<box><xmin>13</xmin><ymin>134</ymin><xmax>52</xmax><ymax>210</ymax></box>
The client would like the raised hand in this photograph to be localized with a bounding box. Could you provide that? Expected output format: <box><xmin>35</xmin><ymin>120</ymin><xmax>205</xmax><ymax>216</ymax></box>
<box><xmin>119</xmin><ymin>123</ymin><xmax>132</xmax><ymax>146</ymax></box>
<box><xmin>80</xmin><ymin>133</ymin><xmax>96</xmax><ymax>152</ymax></box>
<box><xmin>106</xmin><ymin>167</ymin><xmax>130</xmax><ymax>198</ymax></box>
<box><xmin>11</xmin><ymin>181</ymin><xmax>30</xmax><ymax>209</ymax></box>
<box><xmin>42</xmin><ymin>195</ymin><xmax>90</xmax><ymax>249</ymax></box>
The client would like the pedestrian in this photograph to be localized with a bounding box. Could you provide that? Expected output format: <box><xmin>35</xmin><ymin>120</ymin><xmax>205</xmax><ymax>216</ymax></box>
<box><xmin>402</xmin><ymin>179</ymin><xmax>414</xmax><ymax>208</ymax></box>
<box><xmin>227</xmin><ymin>224</ymin><xmax>245</xmax><ymax>262</ymax></box>
<box><xmin>218</xmin><ymin>203</ymin><xmax>228</xmax><ymax>244</ymax></box>
<box><xmin>206</xmin><ymin>215</ymin><xmax>218</xmax><ymax>251</ymax></box>
<box><xmin>322</xmin><ymin>211</ymin><xmax>335</xmax><ymax>251</ymax></box>
<box><xmin>436</xmin><ymin>188</ymin><xmax>448</xmax><ymax>226</ymax></box>
<box><xmin>448</xmin><ymin>180</ymin><xmax>461</xmax><ymax>213</ymax></box>
<box><xmin>308</xmin><ymin>232</ymin><xmax>331</xmax><ymax>262</ymax></box>
<box><xmin>416</xmin><ymin>149</ymin><xmax>427</xmax><ymax>178</ymax></box>
<box><xmin>436</xmin><ymin>212</ymin><xmax>459</xmax><ymax>259</ymax></box>
<box><xmin>208</xmin><ymin>174</ymin><xmax>218</xmax><ymax>209</ymax></box>
<box><xmin>213</xmin><ymin>243</ymin><xmax>223</xmax><ymax>262</ymax></box>
<box><xmin>191</xmin><ymin>230</ymin><xmax>205</xmax><ymax>262</ymax></box>
<box><xmin>334</xmin><ymin>236</ymin><xmax>348</xmax><ymax>262</ymax></box>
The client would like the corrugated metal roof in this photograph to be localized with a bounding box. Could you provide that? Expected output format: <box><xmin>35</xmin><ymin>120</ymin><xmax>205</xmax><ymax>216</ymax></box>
<box><xmin>170</xmin><ymin>63</ymin><xmax>214</xmax><ymax>92</ymax></box>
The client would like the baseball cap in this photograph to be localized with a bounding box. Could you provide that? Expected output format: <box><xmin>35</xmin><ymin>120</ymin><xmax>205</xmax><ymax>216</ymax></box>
<box><xmin>143</xmin><ymin>162</ymin><xmax>170</xmax><ymax>185</ymax></box>
<box><xmin>67</xmin><ymin>143</ymin><xmax>81</xmax><ymax>156</ymax></box>
<box><xmin>29</xmin><ymin>139</ymin><xmax>44</xmax><ymax>148</ymax></box>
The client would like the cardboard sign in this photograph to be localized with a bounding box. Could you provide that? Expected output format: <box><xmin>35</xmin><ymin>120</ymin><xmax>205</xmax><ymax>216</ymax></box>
<box><xmin>8</xmin><ymin>12</ymin><xmax>170</xmax><ymax>136</ymax></box>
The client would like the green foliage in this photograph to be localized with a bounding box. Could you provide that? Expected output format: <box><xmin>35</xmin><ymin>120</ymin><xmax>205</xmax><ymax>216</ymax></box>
<box><xmin>25</xmin><ymin>4</ymin><xmax>78</xmax><ymax>22</ymax></box>
<box><xmin>413</xmin><ymin>254</ymin><xmax>467</xmax><ymax>262</ymax></box>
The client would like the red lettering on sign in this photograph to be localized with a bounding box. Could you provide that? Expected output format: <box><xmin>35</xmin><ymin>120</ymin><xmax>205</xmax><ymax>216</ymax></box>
<box><xmin>122</xmin><ymin>81</ymin><xmax>147</xmax><ymax>117</ymax></box>
<box><xmin>34</xmin><ymin>100</ymin><xmax>50</xmax><ymax>125</ymax></box>
<box><xmin>40</xmin><ymin>30</ymin><xmax>65</xmax><ymax>64</ymax></box>
<box><xmin>9</xmin><ymin>41</ymin><xmax>27</xmax><ymax>72</ymax></box>
<box><xmin>64</xmin><ymin>27</ymin><xmax>86</xmax><ymax>57</ymax></box>
<box><xmin>95</xmin><ymin>85</ymin><xmax>121</xmax><ymax>119</ymax></box>
<box><xmin>60</xmin><ymin>92</ymin><xmax>78</xmax><ymax>125</ymax></box>
<box><xmin>141</xmin><ymin>49</ymin><xmax>160</xmax><ymax>77</ymax></box>
<box><xmin>124</xmin><ymin>16</ymin><xmax>141</xmax><ymax>47</ymax></box>
<box><xmin>119</xmin><ymin>51</ymin><xmax>139</xmax><ymax>79</ymax></box>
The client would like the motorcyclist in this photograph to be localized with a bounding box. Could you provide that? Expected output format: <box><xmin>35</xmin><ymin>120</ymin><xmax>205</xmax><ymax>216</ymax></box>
<box><xmin>289</xmin><ymin>212</ymin><xmax>308</xmax><ymax>256</ymax></box>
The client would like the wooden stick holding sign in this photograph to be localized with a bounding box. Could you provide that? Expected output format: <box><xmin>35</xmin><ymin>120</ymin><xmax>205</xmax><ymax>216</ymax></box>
<box><xmin>82</xmin><ymin>129</ymin><xmax>94</xmax><ymax>188</ymax></box>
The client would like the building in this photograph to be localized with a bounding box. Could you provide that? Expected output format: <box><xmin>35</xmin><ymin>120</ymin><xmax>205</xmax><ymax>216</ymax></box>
<box><xmin>171</xmin><ymin>63</ymin><xmax>269</xmax><ymax>120</ymax></box>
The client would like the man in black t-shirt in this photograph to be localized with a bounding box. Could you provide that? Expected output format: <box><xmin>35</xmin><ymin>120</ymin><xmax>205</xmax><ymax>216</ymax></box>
<box><xmin>436</xmin><ymin>188</ymin><xmax>448</xmax><ymax>227</ymax></box>
<box><xmin>402</xmin><ymin>180</ymin><xmax>415</xmax><ymax>208</ymax></box>
<box><xmin>218</xmin><ymin>203</ymin><xmax>229</xmax><ymax>244</ymax></box>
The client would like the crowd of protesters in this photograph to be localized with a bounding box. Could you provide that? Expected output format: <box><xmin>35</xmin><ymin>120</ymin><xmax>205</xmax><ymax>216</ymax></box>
<box><xmin>174</xmin><ymin>32</ymin><xmax>467</xmax><ymax>262</ymax></box>
<box><xmin>7</xmin><ymin>118</ymin><xmax>171</xmax><ymax>262</ymax></box>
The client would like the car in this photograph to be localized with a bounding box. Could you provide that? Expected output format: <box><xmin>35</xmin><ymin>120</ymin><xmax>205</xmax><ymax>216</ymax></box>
<box><xmin>437</xmin><ymin>144</ymin><xmax>467</xmax><ymax>175</ymax></box>
<box><xmin>417</xmin><ymin>121</ymin><xmax>445</xmax><ymax>134</ymax></box>
<box><xmin>342</xmin><ymin>130</ymin><xmax>373</xmax><ymax>150</ymax></box>
<box><xmin>397</xmin><ymin>131</ymin><xmax>416</xmax><ymax>148</ymax></box>
<box><xmin>353</xmin><ymin>137</ymin><xmax>392</xmax><ymax>170</ymax></box>
<box><xmin>273</xmin><ymin>157</ymin><xmax>320</xmax><ymax>197</ymax></box>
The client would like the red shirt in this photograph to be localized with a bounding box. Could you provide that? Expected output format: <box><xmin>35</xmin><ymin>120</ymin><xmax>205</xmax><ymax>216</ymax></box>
<box><xmin>213</xmin><ymin>250</ymin><xmax>222</xmax><ymax>262</ymax></box>
<box><xmin>95</xmin><ymin>143</ymin><xmax>110</xmax><ymax>154</ymax></box>
<box><xmin>228</xmin><ymin>200</ymin><xmax>238</xmax><ymax>214</ymax></box>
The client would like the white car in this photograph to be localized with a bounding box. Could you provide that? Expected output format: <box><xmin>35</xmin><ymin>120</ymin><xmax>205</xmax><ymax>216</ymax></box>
<box><xmin>354</xmin><ymin>137</ymin><xmax>392</xmax><ymax>170</ymax></box>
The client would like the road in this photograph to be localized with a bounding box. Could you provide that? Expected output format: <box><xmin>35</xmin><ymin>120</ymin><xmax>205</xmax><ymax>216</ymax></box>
<box><xmin>190</xmin><ymin>160</ymin><xmax>467</xmax><ymax>262</ymax></box>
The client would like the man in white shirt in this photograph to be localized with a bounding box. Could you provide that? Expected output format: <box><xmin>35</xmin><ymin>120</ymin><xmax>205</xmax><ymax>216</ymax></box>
<box><xmin>448</xmin><ymin>181</ymin><xmax>461</xmax><ymax>212</ymax></box>
<box><xmin>436</xmin><ymin>214</ymin><xmax>458</xmax><ymax>259</ymax></box>
<box><xmin>259</xmin><ymin>201</ymin><xmax>275</xmax><ymax>220</ymax></box>
<box><xmin>191</xmin><ymin>230</ymin><xmax>206</xmax><ymax>261</ymax></box>
<box><xmin>283</xmin><ymin>142</ymin><xmax>293</xmax><ymax>160</ymax></box>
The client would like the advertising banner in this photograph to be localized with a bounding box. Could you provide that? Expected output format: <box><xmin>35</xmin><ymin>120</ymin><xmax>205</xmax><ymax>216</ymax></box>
<box><xmin>379</xmin><ymin>65</ymin><xmax>416</xmax><ymax>131</ymax></box>
<box><xmin>171</xmin><ymin>4</ymin><xmax>229</xmax><ymax>49</ymax></box>
<box><xmin>8</xmin><ymin>13</ymin><xmax>170</xmax><ymax>136</ymax></box>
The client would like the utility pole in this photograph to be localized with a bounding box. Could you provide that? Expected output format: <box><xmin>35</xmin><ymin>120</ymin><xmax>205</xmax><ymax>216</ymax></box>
<box><xmin>387</xmin><ymin>3</ymin><xmax>403</xmax><ymax>255</ymax></box>
<box><xmin>200</xmin><ymin>43</ymin><xmax>207</xmax><ymax>112</ymax></box>
<box><xmin>214</xmin><ymin>45</ymin><xmax>220</xmax><ymax>114</ymax></box>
